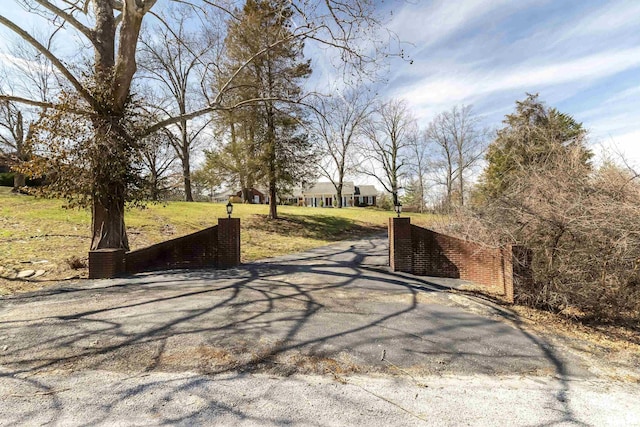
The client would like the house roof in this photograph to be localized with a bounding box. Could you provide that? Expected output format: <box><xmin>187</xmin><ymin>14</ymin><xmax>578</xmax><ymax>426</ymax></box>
<box><xmin>356</xmin><ymin>185</ymin><xmax>378</xmax><ymax>197</ymax></box>
<box><xmin>302</xmin><ymin>181</ymin><xmax>355</xmax><ymax>195</ymax></box>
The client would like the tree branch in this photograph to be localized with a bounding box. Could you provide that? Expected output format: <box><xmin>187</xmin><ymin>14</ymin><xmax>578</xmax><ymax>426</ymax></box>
<box><xmin>0</xmin><ymin>14</ymin><xmax>96</xmax><ymax>107</ymax></box>
<box><xmin>0</xmin><ymin>94</ymin><xmax>90</xmax><ymax>115</ymax></box>
<box><xmin>32</xmin><ymin>0</ymin><xmax>94</xmax><ymax>41</ymax></box>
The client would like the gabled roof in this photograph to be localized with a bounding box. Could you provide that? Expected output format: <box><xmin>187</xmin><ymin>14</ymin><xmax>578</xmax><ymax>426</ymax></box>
<box><xmin>300</xmin><ymin>181</ymin><xmax>379</xmax><ymax>197</ymax></box>
<box><xmin>303</xmin><ymin>181</ymin><xmax>354</xmax><ymax>195</ymax></box>
<box><xmin>356</xmin><ymin>185</ymin><xmax>378</xmax><ymax>197</ymax></box>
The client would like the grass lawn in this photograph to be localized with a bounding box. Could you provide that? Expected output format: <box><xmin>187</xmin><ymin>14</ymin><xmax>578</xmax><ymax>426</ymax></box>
<box><xmin>0</xmin><ymin>187</ymin><xmax>438</xmax><ymax>294</ymax></box>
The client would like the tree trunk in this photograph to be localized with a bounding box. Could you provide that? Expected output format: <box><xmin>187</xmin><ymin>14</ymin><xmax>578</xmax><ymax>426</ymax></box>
<box><xmin>12</xmin><ymin>173</ymin><xmax>26</xmax><ymax>191</ymax></box>
<box><xmin>267</xmin><ymin>128</ymin><xmax>277</xmax><ymax>218</ymax></box>
<box><xmin>269</xmin><ymin>180</ymin><xmax>277</xmax><ymax>219</ymax></box>
<box><xmin>336</xmin><ymin>184</ymin><xmax>343</xmax><ymax>208</ymax></box>
<box><xmin>242</xmin><ymin>187</ymin><xmax>250</xmax><ymax>203</ymax></box>
<box><xmin>91</xmin><ymin>181</ymin><xmax>129</xmax><ymax>251</ymax></box>
<box><xmin>266</xmin><ymin>123</ymin><xmax>278</xmax><ymax>218</ymax></box>
<box><xmin>89</xmin><ymin>114</ymin><xmax>131</xmax><ymax>250</ymax></box>
<box><xmin>151</xmin><ymin>169</ymin><xmax>159</xmax><ymax>201</ymax></box>
<box><xmin>182</xmin><ymin>144</ymin><xmax>193</xmax><ymax>202</ymax></box>
<box><xmin>458</xmin><ymin>156</ymin><xmax>465</xmax><ymax>207</ymax></box>
<box><xmin>265</xmin><ymin>94</ymin><xmax>278</xmax><ymax>218</ymax></box>
<box><xmin>418</xmin><ymin>177</ymin><xmax>425</xmax><ymax>213</ymax></box>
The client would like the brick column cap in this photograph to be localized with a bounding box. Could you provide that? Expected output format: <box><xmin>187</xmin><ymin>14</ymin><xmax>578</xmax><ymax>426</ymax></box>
<box><xmin>89</xmin><ymin>248</ymin><xmax>126</xmax><ymax>253</ymax></box>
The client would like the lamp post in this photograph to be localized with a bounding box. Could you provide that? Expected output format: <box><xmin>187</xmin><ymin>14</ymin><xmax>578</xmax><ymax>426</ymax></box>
<box><xmin>226</xmin><ymin>200</ymin><xmax>233</xmax><ymax>219</ymax></box>
<box><xmin>394</xmin><ymin>202</ymin><xmax>402</xmax><ymax>218</ymax></box>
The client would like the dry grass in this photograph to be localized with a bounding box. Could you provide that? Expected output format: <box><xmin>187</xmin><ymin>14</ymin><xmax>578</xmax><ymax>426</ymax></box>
<box><xmin>509</xmin><ymin>305</ymin><xmax>640</xmax><ymax>381</ymax></box>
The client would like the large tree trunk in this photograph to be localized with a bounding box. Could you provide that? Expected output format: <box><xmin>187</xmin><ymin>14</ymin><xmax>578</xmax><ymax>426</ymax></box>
<box><xmin>151</xmin><ymin>169</ymin><xmax>159</xmax><ymax>201</ymax></box>
<box><xmin>91</xmin><ymin>181</ymin><xmax>129</xmax><ymax>250</ymax></box>
<box><xmin>336</xmin><ymin>184</ymin><xmax>343</xmax><ymax>208</ymax></box>
<box><xmin>12</xmin><ymin>114</ymin><xmax>28</xmax><ymax>192</ymax></box>
<box><xmin>458</xmin><ymin>152</ymin><xmax>465</xmax><ymax>206</ymax></box>
<box><xmin>89</xmin><ymin>116</ymin><xmax>130</xmax><ymax>250</ymax></box>
<box><xmin>418</xmin><ymin>177</ymin><xmax>425</xmax><ymax>213</ymax></box>
<box><xmin>181</xmin><ymin>127</ymin><xmax>193</xmax><ymax>201</ymax></box>
<box><xmin>267</xmin><ymin>135</ymin><xmax>278</xmax><ymax>218</ymax></box>
<box><xmin>265</xmin><ymin>97</ymin><xmax>278</xmax><ymax>219</ymax></box>
<box><xmin>269</xmin><ymin>180</ymin><xmax>277</xmax><ymax>219</ymax></box>
<box><xmin>242</xmin><ymin>187</ymin><xmax>251</xmax><ymax>203</ymax></box>
<box><xmin>12</xmin><ymin>172</ymin><xmax>26</xmax><ymax>191</ymax></box>
<box><xmin>88</xmin><ymin>0</ymin><xmax>143</xmax><ymax>250</ymax></box>
<box><xmin>183</xmin><ymin>163</ymin><xmax>193</xmax><ymax>201</ymax></box>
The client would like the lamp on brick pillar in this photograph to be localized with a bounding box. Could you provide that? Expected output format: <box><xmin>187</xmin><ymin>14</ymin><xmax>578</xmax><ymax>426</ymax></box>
<box><xmin>394</xmin><ymin>202</ymin><xmax>402</xmax><ymax>218</ymax></box>
<box><xmin>226</xmin><ymin>200</ymin><xmax>233</xmax><ymax>218</ymax></box>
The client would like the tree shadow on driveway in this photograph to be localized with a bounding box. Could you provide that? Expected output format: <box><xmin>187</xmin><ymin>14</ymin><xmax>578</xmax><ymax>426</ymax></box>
<box><xmin>0</xmin><ymin>235</ymin><xmax>589</xmax><ymax>426</ymax></box>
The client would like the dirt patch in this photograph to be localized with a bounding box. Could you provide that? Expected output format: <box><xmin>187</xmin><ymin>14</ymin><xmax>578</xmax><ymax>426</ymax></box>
<box><xmin>157</xmin><ymin>340</ymin><xmax>365</xmax><ymax>378</ymax></box>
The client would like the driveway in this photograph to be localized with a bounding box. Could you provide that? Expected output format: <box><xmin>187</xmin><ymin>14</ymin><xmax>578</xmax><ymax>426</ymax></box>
<box><xmin>0</xmin><ymin>236</ymin><xmax>638</xmax><ymax>426</ymax></box>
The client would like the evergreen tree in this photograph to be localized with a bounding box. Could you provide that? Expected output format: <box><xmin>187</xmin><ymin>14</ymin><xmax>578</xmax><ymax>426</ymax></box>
<box><xmin>218</xmin><ymin>0</ymin><xmax>315</xmax><ymax>218</ymax></box>
<box><xmin>206</xmin><ymin>107</ymin><xmax>264</xmax><ymax>203</ymax></box>
<box><xmin>479</xmin><ymin>93</ymin><xmax>592</xmax><ymax>199</ymax></box>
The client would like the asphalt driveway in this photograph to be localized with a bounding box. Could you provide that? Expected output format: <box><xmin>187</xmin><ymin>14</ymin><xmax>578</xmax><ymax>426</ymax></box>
<box><xmin>0</xmin><ymin>236</ymin><xmax>638</xmax><ymax>426</ymax></box>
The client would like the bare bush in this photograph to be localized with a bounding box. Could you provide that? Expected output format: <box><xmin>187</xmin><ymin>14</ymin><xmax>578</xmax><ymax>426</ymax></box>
<box><xmin>66</xmin><ymin>256</ymin><xmax>87</xmax><ymax>270</ymax></box>
<box><xmin>459</xmin><ymin>145</ymin><xmax>640</xmax><ymax>323</ymax></box>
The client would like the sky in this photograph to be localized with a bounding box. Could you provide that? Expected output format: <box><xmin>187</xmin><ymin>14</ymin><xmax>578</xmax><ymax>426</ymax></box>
<box><xmin>1</xmin><ymin>0</ymin><xmax>639</xmax><ymax>170</ymax></box>
<box><xmin>376</xmin><ymin>0</ymin><xmax>640</xmax><ymax>166</ymax></box>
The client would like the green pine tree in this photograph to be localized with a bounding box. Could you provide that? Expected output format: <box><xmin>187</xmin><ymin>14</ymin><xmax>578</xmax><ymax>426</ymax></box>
<box><xmin>218</xmin><ymin>0</ymin><xmax>315</xmax><ymax>218</ymax></box>
<box><xmin>479</xmin><ymin>93</ymin><xmax>592</xmax><ymax>199</ymax></box>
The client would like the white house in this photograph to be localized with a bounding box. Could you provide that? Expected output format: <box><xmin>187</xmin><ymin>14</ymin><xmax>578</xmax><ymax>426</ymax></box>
<box><xmin>300</xmin><ymin>181</ymin><xmax>378</xmax><ymax>207</ymax></box>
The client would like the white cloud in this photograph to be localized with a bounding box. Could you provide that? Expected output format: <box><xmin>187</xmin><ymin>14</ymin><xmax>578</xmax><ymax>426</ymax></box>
<box><xmin>388</xmin><ymin>0</ymin><xmax>519</xmax><ymax>51</ymax></box>
<box><xmin>558</xmin><ymin>2</ymin><xmax>640</xmax><ymax>41</ymax></box>
<box><xmin>394</xmin><ymin>46</ymin><xmax>640</xmax><ymax>118</ymax></box>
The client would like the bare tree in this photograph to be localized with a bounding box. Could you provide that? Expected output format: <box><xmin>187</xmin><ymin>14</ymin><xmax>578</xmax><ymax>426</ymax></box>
<box><xmin>405</xmin><ymin>127</ymin><xmax>429</xmax><ymax>212</ymax></box>
<box><xmin>139</xmin><ymin>5</ymin><xmax>218</xmax><ymax>202</ymax></box>
<box><xmin>311</xmin><ymin>89</ymin><xmax>372</xmax><ymax>207</ymax></box>
<box><xmin>139</xmin><ymin>127</ymin><xmax>176</xmax><ymax>202</ymax></box>
<box><xmin>360</xmin><ymin>98</ymin><xmax>414</xmax><ymax>206</ymax></box>
<box><xmin>426</xmin><ymin>105</ymin><xmax>486</xmax><ymax>209</ymax></box>
<box><xmin>0</xmin><ymin>35</ymin><xmax>55</xmax><ymax>190</ymax></box>
<box><xmin>0</xmin><ymin>101</ymin><xmax>33</xmax><ymax>189</ymax></box>
<box><xmin>0</xmin><ymin>0</ymin><xmax>394</xmax><ymax>250</ymax></box>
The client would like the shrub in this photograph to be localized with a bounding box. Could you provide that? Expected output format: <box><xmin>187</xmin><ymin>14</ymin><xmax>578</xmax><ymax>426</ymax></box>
<box><xmin>376</xmin><ymin>193</ymin><xmax>393</xmax><ymax>210</ymax></box>
<box><xmin>459</xmin><ymin>150</ymin><xmax>640</xmax><ymax>324</ymax></box>
<box><xmin>0</xmin><ymin>173</ymin><xmax>13</xmax><ymax>187</ymax></box>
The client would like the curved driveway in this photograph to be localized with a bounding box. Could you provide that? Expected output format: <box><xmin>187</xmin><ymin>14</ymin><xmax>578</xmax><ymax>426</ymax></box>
<box><xmin>0</xmin><ymin>236</ymin><xmax>637</xmax><ymax>426</ymax></box>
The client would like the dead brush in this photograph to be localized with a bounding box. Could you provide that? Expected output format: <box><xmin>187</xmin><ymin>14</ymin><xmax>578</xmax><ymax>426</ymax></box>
<box><xmin>66</xmin><ymin>256</ymin><xmax>87</xmax><ymax>270</ymax></box>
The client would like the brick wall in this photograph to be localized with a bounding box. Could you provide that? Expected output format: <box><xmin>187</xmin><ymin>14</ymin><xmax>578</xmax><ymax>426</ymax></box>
<box><xmin>124</xmin><ymin>226</ymin><xmax>219</xmax><ymax>274</ymax></box>
<box><xmin>89</xmin><ymin>218</ymin><xmax>241</xmax><ymax>278</ymax></box>
<box><xmin>389</xmin><ymin>218</ymin><xmax>516</xmax><ymax>302</ymax></box>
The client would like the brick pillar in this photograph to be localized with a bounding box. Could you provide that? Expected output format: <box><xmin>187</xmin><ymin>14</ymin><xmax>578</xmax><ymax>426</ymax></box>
<box><xmin>389</xmin><ymin>217</ymin><xmax>412</xmax><ymax>273</ymax></box>
<box><xmin>88</xmin><ymin>248</ymin><xmax>125</xmax><ymax>279</ymax></box>
<box><xmin>217</xmin><ymin>218</ymin><xmax>241</xmax><ymax>268</ymax></box>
